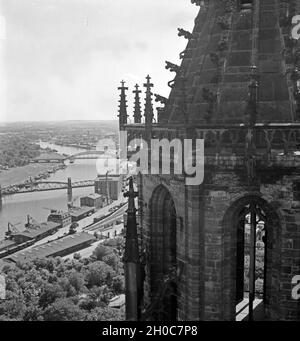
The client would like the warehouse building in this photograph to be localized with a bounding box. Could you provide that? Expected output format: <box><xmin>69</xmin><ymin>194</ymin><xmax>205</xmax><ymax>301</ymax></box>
<box><xmin>69</xmin><ymin>206</ymin><xmax>95</xmax><ymax>222</ymax></box>
<box><xmin>0</xmin><ymin>239</ymin><xmax>17</xmax><ymax>253</ymax></box>
<box><xmin>12</xmin><ymin>222</ymin><xmax>60</xmax><ymax>244</ymax></box>
<box><xmin>94</xmin><ymin>175</ymin><xmax>122</xmax><ymax>200</ymax></box>
<box><xmin>6</xmin><ymin>232</ymin><xmax>95</xmax><ymax>263</ymax></box>
<box><xmin>47</xmin><ymin>210</ymin><xmax>72</xmax><ymax>227</ymax></box>
<box><xmin>80</xmin><ymin>193</ymin><xmax>105</xmax><ymax>209</ymax></box>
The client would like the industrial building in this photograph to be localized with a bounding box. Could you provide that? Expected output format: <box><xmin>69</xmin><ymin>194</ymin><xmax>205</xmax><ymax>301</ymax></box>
<box><xmin>47</xmin><ymin>210</ymin><xmax>72</xmax><ymax>227</ymax></box>
<box><xmin>69</xmin><ymin>206</ymin><xmax>95</xmax><ymax>222</ymax></box>
<box><xmin>12</xmin><ymin>221</ymin><xmax>61</xmax><ymax>244</ymax></box>
<box><xmin>80</xmin><ymin>193</ymin><xmax>105</xmax><ymax>209</ymax></box>
<box><xmin>0</xmin><ymin>239</ymin><xmax>17</xmax><ymax>253</ymax></box>
<box><xmin>94</xmin><ymin>175</ymin><xmax>122</xmax><ymax>200</ymax></box>
<box><xmin>6</xmin><ymin>232</ymin><xmax>96</xmax><ymax>264</ymax></box>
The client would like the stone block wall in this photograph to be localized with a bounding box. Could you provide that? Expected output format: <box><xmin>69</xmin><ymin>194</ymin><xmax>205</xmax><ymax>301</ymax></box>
<box><xmin>138</xmin><ymin>165</ymin><xmax>300</xmax><ymax>320</ymax></box>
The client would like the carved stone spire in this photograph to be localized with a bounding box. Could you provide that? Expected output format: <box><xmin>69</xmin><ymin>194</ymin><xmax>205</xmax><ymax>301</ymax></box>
<box><xmin>133</xmin><ymin>84</ymin><xmax>142</xmax><ymax>124</ymax></box>
<box><xmin>143</xmin><ymin>75</ymin><xmax>154</xmax><ymax>126</ymax></box>
<box><xmin>124</xmin><ymin>177</ymin><xmax>138</xmax><ymax>216</ymax></box>
<box><xmin>118</xmin><ymin>80</ymin><xmax>129</xmax><ymax>130</ymax></box>
<box><xmin>124</xmin><ymin>177</ymin><xmax>141</xmax><ymax>321</ymax></box>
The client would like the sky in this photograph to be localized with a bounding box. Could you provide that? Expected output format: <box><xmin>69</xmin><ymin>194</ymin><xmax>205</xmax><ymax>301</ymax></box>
<box><xmin>0</xmin><ymin>0</ymin><xmax>197</xmax><ymax>122</ymax></box>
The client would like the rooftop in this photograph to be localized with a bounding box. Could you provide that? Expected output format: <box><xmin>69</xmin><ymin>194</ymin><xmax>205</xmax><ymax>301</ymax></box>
<box><xmin>0</xmin><ymin>239</ymin><xmax>17</xmax><ymax>252</ymax></box>
<box><xmin>48</xmin><ymin>210</ymin><xmax>71</xmax><ymax>218</ymax></box>
<box><xmin>95</xmin><ymin>176</ymin><xmax>120</xmax><ymax>182</ymax></box>
<box><xmin>109</xmin><ymin>294</ymin><xmax>125</xmax><ymax>308</ymax></box>
<box><xmin>12</xmin><ymin>221</ymin><xmax>60</xmax><ymax>239</ymax></box>
<box><xmin>7</xmin><ymin>232</ymin><xmax>95</xmax><ymax>263</ymax></box>
<box><xmin>69</xmin><ymin>206</ymin><xmax>94</xmax><ymax>217</ymax></box>
<box><xmin>82</xmin><ymin>193</ymin><xmax>103</xmax><ymax>200</ymax></box>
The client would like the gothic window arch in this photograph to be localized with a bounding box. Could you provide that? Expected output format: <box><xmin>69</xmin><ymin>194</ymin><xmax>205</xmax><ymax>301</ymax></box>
<box><xmin>148</xmin><ymin>185</ymin><xmax>178</xmax><ymax>321</ymax></box>
<box><xmin>222</xmin><ymin>195</ymin><xmax>282</xmax><ymax>321</ymax></box>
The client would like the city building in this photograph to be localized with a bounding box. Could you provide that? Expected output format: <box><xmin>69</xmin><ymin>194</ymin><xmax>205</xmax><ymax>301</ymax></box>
<box><xmin>0</xmin><ymin>239</ymin><xmax>17</xmax><ymax>253</ymax></box>
<box><xmin>120</xmin><ymin>1</ymin><xmax>300</xmax><ymax>321</ymax></box>
<box><xmin>12</xmin><ymin>221</ymin><xmax>60</xmax><ymax>244</ymax></box>
<box><xmin>47</xmin><ymin>210</ymin><xmax>72</xmax><ymax>227</ymax></box>
<box><xmin>94</xmin><ymin>175</ymin><xmax>122</xmax><ymax>200</ymax></box>
<box><xmin>69</xmin><ymin>206</ymin><xmax>95</xmax><ymax>222</ymax></box>
<box><xmin>80</xmin><ymin>193</ymin><xmax>105</xmax><ymax>209</ymax></box>
<box><xmin>6</xmin><ymin>232</ymin><xmax>96</xmax><ymax>263</ymax></box>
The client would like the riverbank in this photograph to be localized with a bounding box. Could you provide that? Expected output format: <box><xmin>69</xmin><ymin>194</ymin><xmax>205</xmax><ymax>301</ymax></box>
<box><xmin>0</xmin><ymin>163</ymin><xmax>66</xmax><ymax>188</ymax></box>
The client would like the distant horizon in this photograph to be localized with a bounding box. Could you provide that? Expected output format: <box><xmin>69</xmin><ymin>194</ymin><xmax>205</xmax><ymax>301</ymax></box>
<box><xmin>0</xmin><ymin>119</ymin><xmax>119</xmax><ymax>124</ymax></box>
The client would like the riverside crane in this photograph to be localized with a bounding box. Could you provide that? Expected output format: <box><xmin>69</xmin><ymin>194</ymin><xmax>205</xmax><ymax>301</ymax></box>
<box><xmin>5</xmin><ymin>222</ymin><xmax>21</xmax><ymax>239</ymax></box>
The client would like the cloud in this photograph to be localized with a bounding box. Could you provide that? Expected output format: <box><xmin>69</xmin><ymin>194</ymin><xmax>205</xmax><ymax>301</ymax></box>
<box><xmin>0</xmin><ymin>0</ymin><xmax>197</xmax><ymax>122</ymax></box>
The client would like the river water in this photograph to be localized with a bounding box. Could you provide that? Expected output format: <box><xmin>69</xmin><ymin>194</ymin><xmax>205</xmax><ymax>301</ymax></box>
<box><xmin>0</xmin><ymin>142</ymin><xmax>103</xmax><ymax>239</ymax></box>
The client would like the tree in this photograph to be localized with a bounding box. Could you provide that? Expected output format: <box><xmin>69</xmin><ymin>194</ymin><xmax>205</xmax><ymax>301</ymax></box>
<box><xmin>103</xmin><ymin>236</ymin><xmax>123</xmax><ymax>247</ymax></box>
<box><xmin>88</xmin><ymin>285</ymin><xmax>111</xmax><ymax>306</ymax></box>
<box><xmin>68</xmin><ymin>271</ymin><xmax>85</xmax><ymax>293</ymax></box>
<box><xmin>33</xmin><ymin>258</ymin><xmax>49</xmax><ymax>270</ymax></box>
<box><xmin>79</xmin><ymin>297</ymin><xmax>97</xmax><ymax>311</ymax></box>
<box><xmin>92</xmin><ymin>245</ymin><xmax>113</xmax><ymax>261</ymax></box>
<box><xmin>39</xmin><ymin>283</ymin><xmax>65</xmax><ymax>309</ymax></box>
<box><xmin>103</xmin><ymin>253</ymin><xmax>119</xmax><ymax>270</ymax></box>
<box><xmin>86</xmin><ymin>307</ymin><xmax>124</xmax><ymax>321</ymax></box>
<box><xmin>0</xmin><ymin>253</ymin><xmax>124</xmax><ymax>321</ymax></box>
<box><xmin>112</xmin><ymin>276</ymin><xmax>125</xmax><ymax>294</ymax></box>
<box><xmin>85</xmin><ymin>261</ymin><xmax>116</xmax><ymax>288</ymax></box>
<box><xmin>73</xmin><ymin>253</ymin><xmax>82</xmax><ymax>260</ymax></box>
<box><xmin>57</xmin><ymin>277</ymin><xmax>76</xmax><ymax>298</ymax></box>
<box><xmin>0</xmin><ymin>298</ymin><xmax>26</xmax><ymax>320</ymax></box>
<box><xmin>43</xmin><ymin>298</ymin><xmax>85</xmax><ymax>321</ymax></box>
<box><xmin>23</xmin><ymin>304</ymin><xmax>43</xmax><ymax>321</ymax></box>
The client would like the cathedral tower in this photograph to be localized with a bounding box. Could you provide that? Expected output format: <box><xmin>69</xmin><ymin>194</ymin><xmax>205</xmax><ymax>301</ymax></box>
<box><xmin>121</xmin><ymin>0</ymin><xmax>300</xmax><ymax>321</ymax></box>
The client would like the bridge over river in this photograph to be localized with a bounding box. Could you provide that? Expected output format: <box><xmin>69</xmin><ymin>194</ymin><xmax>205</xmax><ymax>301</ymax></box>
<box><xmin>67</xmin><ymin>151</ymin><xmax>117</xmax><ymax>160</ymax></box>
<box><xmin>1</xmin><ymin>179</ymin><xmax>95</xmax><ymax>196</ymax></box>
<box><xmin>0</xmin><ymin>149</ymin><xmax>120</xmax><ymax>201</ymax></box>
<box><xmin>33</xmin><ymin>150</ymin><xmax>118</xmax><ymax>163</ymax></box>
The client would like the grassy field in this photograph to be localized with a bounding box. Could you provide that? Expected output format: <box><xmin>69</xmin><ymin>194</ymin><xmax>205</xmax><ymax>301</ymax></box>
<box><xmin>0</xmin><ymin>163</ymin><xmax>56</xmax><ymax>187</ymax></box>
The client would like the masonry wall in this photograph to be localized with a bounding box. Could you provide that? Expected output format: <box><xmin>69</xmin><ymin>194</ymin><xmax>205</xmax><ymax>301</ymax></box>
<box><xmin>139</xmin><ymin>165</ymin><xmax>300</xmax><ymax>321</ymax></box>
